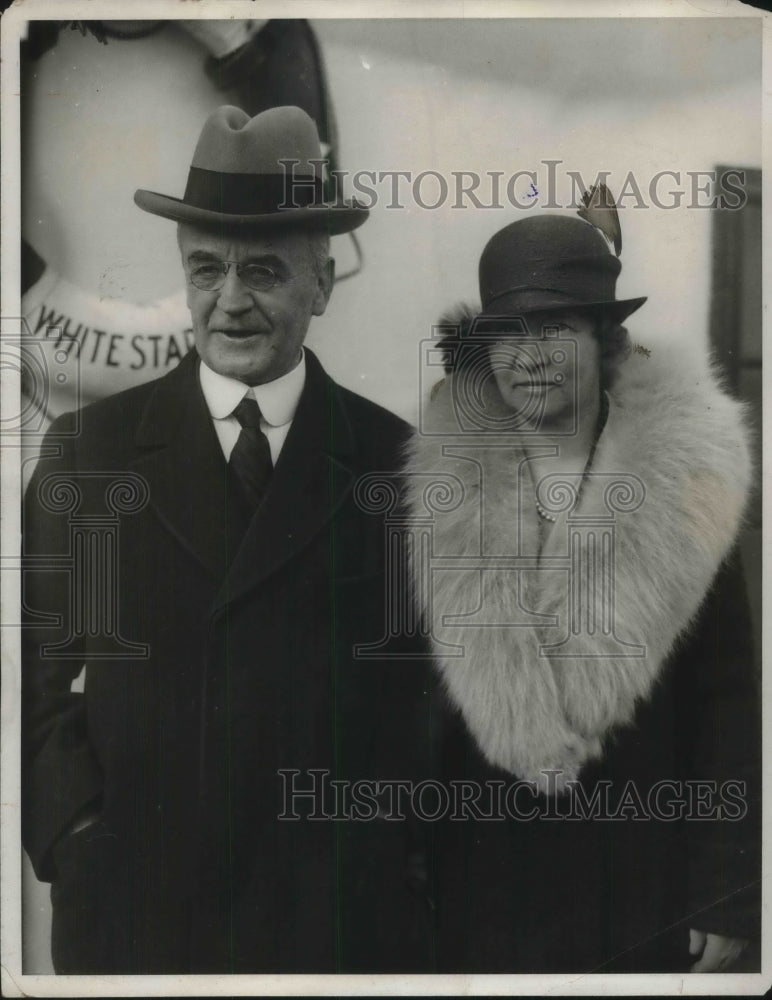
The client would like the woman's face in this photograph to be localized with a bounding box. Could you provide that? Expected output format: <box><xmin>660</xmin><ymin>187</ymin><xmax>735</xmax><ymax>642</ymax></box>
<box><xmin>488</xmin><ymin>310</ymin><xmax>601</xmax><ymax>430</ymax></box>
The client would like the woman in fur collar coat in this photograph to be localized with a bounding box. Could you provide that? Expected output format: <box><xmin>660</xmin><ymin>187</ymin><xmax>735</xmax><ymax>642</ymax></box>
<box><xmin>404</xmin><ymin>215</ymin><xmax>760</xmax><ymax>973</ymax></box>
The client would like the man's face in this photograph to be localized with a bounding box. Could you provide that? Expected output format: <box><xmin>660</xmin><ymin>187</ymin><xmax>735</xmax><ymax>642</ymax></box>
<box><xmin>488</xmin><ymin>310</ymin><xmax>600</xmax><ymax>428</ymax></box>
<box><xmin>179</xmin><ymin>224</ymin><xmax>333</xmax><ymax>385</ymax></box>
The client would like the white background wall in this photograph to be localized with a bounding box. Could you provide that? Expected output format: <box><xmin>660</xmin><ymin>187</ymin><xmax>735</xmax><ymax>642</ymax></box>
<box><xmin>19</xmin><ymin>13</ymin><xmax>761</xmax><ymax>972</ymax></box>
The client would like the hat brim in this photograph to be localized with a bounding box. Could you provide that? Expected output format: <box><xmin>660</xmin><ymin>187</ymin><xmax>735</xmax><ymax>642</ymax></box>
<box><xmin>481</xmin><ymin>294</ymin><xmax>647</xmax><ymax>325</ymax></box>
<box><xmin>134</xmin><ymin>189</ymin><xmax>369</xmax><ymax>236</ymax></box>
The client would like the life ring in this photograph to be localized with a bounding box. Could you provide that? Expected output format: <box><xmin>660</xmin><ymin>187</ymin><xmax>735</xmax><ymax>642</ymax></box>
<box><xmin>20</xmin><ymin>17</ymin><xmax>361</xmax><ymax>434</ymax></box>
<box><xmin>22</xmin><ymin>250</ymin><xmax>193</xmax><ymax>426</ymax></box>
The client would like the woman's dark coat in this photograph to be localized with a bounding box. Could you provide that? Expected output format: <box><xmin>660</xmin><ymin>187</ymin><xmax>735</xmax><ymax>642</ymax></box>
<box><xmin>430</xmin><ymin>550</ymin><xmax>760</xmax><ymax>972</ymax></box>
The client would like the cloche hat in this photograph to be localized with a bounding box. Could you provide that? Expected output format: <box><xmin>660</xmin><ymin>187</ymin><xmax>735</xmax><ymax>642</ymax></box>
<box><xmin>479</xmin><ymin>215</ymin><xmax>646</xmax><ymax>323</ymax></box>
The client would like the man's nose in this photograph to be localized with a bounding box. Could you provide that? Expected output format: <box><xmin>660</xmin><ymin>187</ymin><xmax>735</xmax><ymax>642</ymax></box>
<box><xmin>216</xmin><ymin>264</ymin><xmax>253</xmax><ymax>313</ymax></box>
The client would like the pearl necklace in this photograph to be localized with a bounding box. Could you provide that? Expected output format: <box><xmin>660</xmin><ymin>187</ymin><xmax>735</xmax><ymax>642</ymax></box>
<box><xmin>535</xmin><ymin>499</ymin><xmax>557</xmax><ymax>522</ymax></box>
<box><xmin>533</xmin><ymin>391</ymin><xmax>609</xmax><ymax>524</ymax></box>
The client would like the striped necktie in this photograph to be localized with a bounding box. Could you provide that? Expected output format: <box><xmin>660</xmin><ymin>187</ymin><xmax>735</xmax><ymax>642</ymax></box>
<box><xmin>229</xmin><ymin>394</ymin><xmax>273</xmax><ymax>508</ymax></box>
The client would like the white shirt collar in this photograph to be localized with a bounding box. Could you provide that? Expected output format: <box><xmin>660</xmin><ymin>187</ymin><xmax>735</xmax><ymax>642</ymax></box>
<box><xmin>199</xmin><ymin>350</ymin><xmax>306</xmax><ymax>427</ymax></box>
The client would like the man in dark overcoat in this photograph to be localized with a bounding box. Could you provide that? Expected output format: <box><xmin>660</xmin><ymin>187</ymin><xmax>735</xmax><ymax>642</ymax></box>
<box><xmin>22</xmin><ymin>105</ymin><xmax>434</xmax><ymax>974</ymax></box>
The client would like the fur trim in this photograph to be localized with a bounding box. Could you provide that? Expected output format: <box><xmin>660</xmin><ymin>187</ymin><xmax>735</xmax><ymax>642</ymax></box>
<box><xmin>403</xmin><ymin>341</ymin><xmax>751</xmax><ymax>789</ymax></box>
<box><xmin>435</xmin><ymin>302</ymin><xmax>480</xmax><ymax>374</ymax></box>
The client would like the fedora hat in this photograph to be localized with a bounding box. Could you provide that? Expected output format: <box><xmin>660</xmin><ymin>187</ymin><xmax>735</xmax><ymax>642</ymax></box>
<box><xmin>134</xmin><ymin>105</ymin><xmax>368</xmax><ymax>235</ymax></box>
<box><xmin>479</xmin><ymin>215</ymin><xmax>646</xmax><ymax>323</ymax></box>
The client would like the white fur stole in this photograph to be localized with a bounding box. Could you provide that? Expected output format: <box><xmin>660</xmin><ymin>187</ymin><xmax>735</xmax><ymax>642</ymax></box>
<box><xmin>403</xmin><ymin>333</ymin><xmax>751</xmax><ymax>788</ymax></box>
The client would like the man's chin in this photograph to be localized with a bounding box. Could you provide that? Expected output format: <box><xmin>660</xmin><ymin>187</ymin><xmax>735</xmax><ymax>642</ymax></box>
<box><xmin>204</xmin><ymin>339</ymin><xmax>278</xmax><ymax>384</ymax></box>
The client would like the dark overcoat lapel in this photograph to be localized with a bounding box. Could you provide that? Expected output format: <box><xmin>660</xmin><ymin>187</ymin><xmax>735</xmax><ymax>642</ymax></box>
<box><xmin>131</xmin><ymin>348</ymin><xmax>230</xmax><ymax>583</ymax></box>
<box><xmin>216</xmin><ymin>348</ymin><xmax>358</xmax><ymax>611</ymax></box>
<box><xmin>129</xmin><ymin>347</ymin><xmax>359</xmax><ymax>612</ymax></box>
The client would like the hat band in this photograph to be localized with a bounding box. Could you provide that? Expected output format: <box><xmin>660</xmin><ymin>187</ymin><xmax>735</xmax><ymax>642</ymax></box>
<box><xmin>183</xmin><ymin>166</ymin><xmax>324</xmax><ymax>215</ymax></box>
<box><xmin>485</xmin><ymin>286</ymin><xmax>587</xmax><ymax>309</ymax></box>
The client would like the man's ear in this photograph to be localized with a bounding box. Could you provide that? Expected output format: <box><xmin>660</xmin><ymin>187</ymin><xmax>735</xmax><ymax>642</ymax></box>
<box><xmin>312</xmin><ymin>257</ymin><xmax>335</xmax><ymax>316</ymax></box>
<box><xmin>178</xmin><ymin>225</ymin><xmax>194</xmax><ymax>308</ymax></box>
<box><xmin>183</xmin><ymin>270</ymin><xmax>194</xmax><ymax>310</ymax></box>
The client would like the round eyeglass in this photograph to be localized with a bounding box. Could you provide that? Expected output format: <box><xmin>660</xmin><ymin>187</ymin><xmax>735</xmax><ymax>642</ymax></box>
<box><xmin>188</xmin><ymin>261</ymin><xmax>278</xmax><ymax>293</ymax></box>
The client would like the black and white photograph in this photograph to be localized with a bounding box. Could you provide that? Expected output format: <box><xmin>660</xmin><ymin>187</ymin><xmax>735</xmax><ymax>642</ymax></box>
<box><xmin>1</xmin><ymin>0</ymin><xmax>768</xmax><ymax>994</ymax></box>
